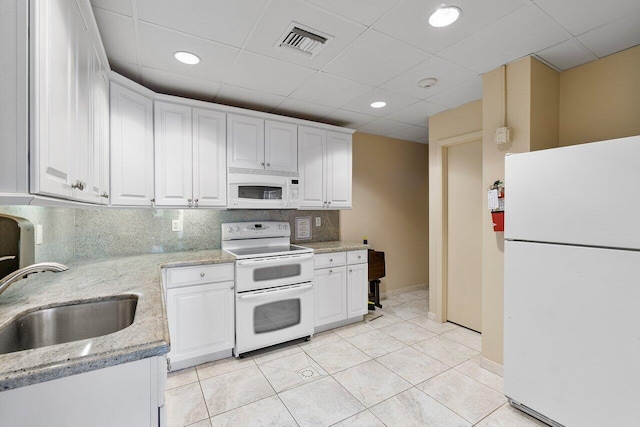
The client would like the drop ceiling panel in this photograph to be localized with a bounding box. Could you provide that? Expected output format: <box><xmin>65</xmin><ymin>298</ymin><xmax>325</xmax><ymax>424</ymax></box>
<box><xmin>142</xmin><ymin>67</ymin><xmax>220</xmax><ymax>101</ymax></box>
<box><xmin>357</xmin><ymin>118</ymin><xmax>408</xmax><ymax>137</ymax></box>
<box><xmin>373</xmin><ymin>0</ymin><xmax>525</xmax><ymax>54</ymax></box>
<box><xmin>305</xmin><ymin>0</ymin><xmax>403</xmax><ymax>26</ymax></box>
<box><xmin>92</xmin><ymin>7</ymin><xmax>137</xmax><ymax>64</ymax></box>
<box><xmin>215</xmin><ymin>84</ymin><xmax>285</xmax><ymax>112</ymax></box>
<box><xmin>110</xmin><ymin>60</ymin><xmax>140</xmax><ymax>82</ymax></box>
<box><xmin>138</xmin><ymin>23</ymin><xmax>239</xmax><ymax>83</ymax></box>
<box><xmin>536</xmin><ymin>39</ymin><xmax>598</xmax><ymax>71</ymax></box>
<box><xmin>532</xmin><ymin>0</ymin><xmax>640</xmax><ymax>36</ymax></box>
<box><xmin>323</xmin><ymin>30</ymin><xmax>428</xmax><ymax>86</ymax></box>
<box><xmin>385</xmin><ymin>101</ymin><xmax>447</xmax><ymax>127</ymax></box>
<box><xmin>439</xmin><ymin>5</ymin><xmax>569</xmax><ymax>74</ymax></box>
<box><xmin>323</xmin><ymin>110</ymin><xmax>376</xmax><ymax>128</ymax></box>
<box><xmin>381</xmin><ymin>56</ymin><xmax>477</xmax><ymax>99</ymax></box>
<box><xmin>289</xmin><ymin>72</ymin><xmax>371</xmax><ymax>108</ymax></box>
<box><xmin>577</xmin><ymin>13</ymin><xmax>640</xmax><ymax>58</ymax></box>
<box><xmin>224</xmin><ymin>52</ymin><xmax>316</xmax><ymax>97</ymax></box>
<box><xmin>426</xmin><ymin>76</ymin><xmax>483</xmax><ymax>109</ymax></box>
<box><xmin>136</xmin><ymin>0</ymin><xmax>267</xmax><ymax>48</ymax></box>
<box><xmin>90</xmin><ymin>0</ymin><xmax>132</xmax><ymax>16</ymax></box>
<box><xmin>272</xmin><ymin>98</ymin><xmax>336</xmax><ymax>122</ymax></box>
<box><xmin>244</xmin><ymin>0</ymin><xmax>366</xmax><ymax>70</ymax></box>
<box><xmin>341</xmin><ymin>88</ymin><xmax>420</xmax><ymax>117</ymax></box>
<box><xmin>389</xmin><ymin>124</ymin><xmax>429</xmax><ymax>143</ymax></box>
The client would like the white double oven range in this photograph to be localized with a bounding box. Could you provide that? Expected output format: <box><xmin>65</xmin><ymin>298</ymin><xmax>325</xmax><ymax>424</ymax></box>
<box><xmin>222</xmin><ymin>222</ymin><xmax>314</xmax><ymax>357</ymax></box>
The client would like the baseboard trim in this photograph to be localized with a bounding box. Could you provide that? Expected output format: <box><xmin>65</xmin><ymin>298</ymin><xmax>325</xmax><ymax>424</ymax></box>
<box><xmin>380</xmin><ymin>282</ymin><xmax>428</xmax><ymax>299</ymax></box>
<box><xmin>480</xmin><ymin>357</ymin><xmax>504</xmax><ymax>377</ymax></box>
<box><xmin>427</xmin><ymin>311</ymin><xmax>437</xmax><ymax>321</ymax></box>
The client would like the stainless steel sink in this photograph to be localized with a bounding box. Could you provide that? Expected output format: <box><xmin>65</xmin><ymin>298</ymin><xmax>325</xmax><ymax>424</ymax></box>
<box><xmin>0</xmin><ymin>295</ymin><xmax>138</xmax><ymax>355</ymax></box>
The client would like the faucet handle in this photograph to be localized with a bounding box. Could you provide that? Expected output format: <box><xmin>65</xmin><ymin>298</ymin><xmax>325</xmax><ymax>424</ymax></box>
<box><xmin>0</xmin><ymin>256</ymin><xmax>16</xmax><ymax>263</ymax></box>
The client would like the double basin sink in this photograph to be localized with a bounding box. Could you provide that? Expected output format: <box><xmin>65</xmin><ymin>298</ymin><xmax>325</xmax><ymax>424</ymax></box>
<box><xmin>0</xmin><ymin>295</ymin><xmax>138</xmax><ymax>355</ymax></box>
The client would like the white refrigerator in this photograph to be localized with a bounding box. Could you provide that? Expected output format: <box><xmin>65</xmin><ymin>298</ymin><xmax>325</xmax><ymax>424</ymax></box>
<box><xmin>504</xmin><ymin>135</ymin><xmax>640</xmax><ymax>427</ymax></box>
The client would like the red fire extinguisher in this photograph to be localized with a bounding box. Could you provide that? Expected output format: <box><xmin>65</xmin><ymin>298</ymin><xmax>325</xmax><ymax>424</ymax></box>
<box><xmin>489</xmin><ymin>180</ymin><xmax>504</xmax><ymax>232</ymax></box>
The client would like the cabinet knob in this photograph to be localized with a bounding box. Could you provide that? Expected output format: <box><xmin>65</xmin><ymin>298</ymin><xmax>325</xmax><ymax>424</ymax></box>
<box><xmin>200</xmin><ymin>272</ymin><xmax>205</xmax><ymax>277</ymax></box>
<box><xmin>230</xmin><ymin>285</ymin><xmax>235</xmax><ymax>290</ymax></box>
<box><xmin>358</xmin><ymin>255</ymin><xmax>361</xmax><ymax>259</ymax></box>
<box><xmin>188</xmin><ymin>198</ymin><xmax>193</xmax><ymax>207</ymax></box>
<box><xmin>71</xmin><ymin>181</ymin><xmax>85</xmax><ymax>191</ymax></box>
<box><xmin>327</xmin><ymin>201</ymin><xmax>331</xmax><ymax>205</ymax></box>
<box><xmin>100</xmin><ymin>192</ymin><xmax>109</xmax><ymax>199</ymax></box>
<box><xmin>266</xmin><ymin>163</ymin><xmax>270</xmax><ymax>167</ymax></box>
<box><xmin>150</xmin><ymin>198</ymin><xmax>155</xmax><ymax>204</ymax></box>
<box><xmin>349</xmin><ymin>269</ymin><xmax>353</xmax><ymax>273</ymax></box>
<box><xmin>329</xmin><ymin>269</ymin><xmax>333</xmax><ymax>274</ymax></box>
<box><xmin>260</xmin><ymin>162</ymin><xmax>265</xmax><ymax>167</ymax></box>
<box><xmin>329</xmin><ymin>258</ymin><xmax>333</xmax><ymax>262</ymax></box>
<box><xmin>194</xmin><ymin>198</ymin><xmax>199</xmax><ymax>207</ymax></box>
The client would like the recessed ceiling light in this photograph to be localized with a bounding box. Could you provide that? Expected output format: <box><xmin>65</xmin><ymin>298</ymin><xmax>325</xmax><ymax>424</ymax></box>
<box><xmin>174</xmin><ymin>51</ymin><xmax>201</xmax><ymax>65</ymax></box>
<box><xmin>370</xmin><ymin>101</ymin><xmax>387</xmax><ymax>109</ymax></box>
<box><xmin>429</xmin><ymin>6</ymin><xmax>461</xmax><ymax>28</ymax></box>
<box><xmin>418</xmin><ymin>77</ymin><xmax>438</xmax><ymax>88</ymax></box>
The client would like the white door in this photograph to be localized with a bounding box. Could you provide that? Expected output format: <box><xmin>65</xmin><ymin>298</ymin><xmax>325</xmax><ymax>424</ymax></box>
<box><xmin>154</xmin><ymin>101</ymin><xmax>193</xmax><ymax>206</ymax></box>
<box><xmin>110</xmin><ymin>83</ymin><xmax>154</xmax><ymax>206</ymax></box>
<box><xmin>193</xmin><ymin>108</ymin><xmax>226</xmax><ymax>207</ymax></box>
<box><xmin>314</xmin><ymin>266</ymin><xmax>347</xmax><ymax>327</ymax></box>
<box><xmin>326</xmin><ymin>132</ymin><xmax>352</xmax><ymax>209</ymax></box>
<box><xmin>227</xmin><ymin>114</ymin><xmax>264</xmax><ymax>170</ymax></box>
<box><xmin>298</xmin><ymin>126</ymin><xmax>326</xmax><ymax>208</ymax></box>
<box><xmin>166</xmin><ymin>281</ymin><xmax>234</xmax><ymax>366</ymax></box>
<box><xmin>446</xmin><ymin>139</ymin><xmax>482</xmax><ymax>332</ymax></box>
<box><xmin>265</xmin><ymin>120</ymin><xmax>297</xmax><ymax>172</ymax></box>
<box><xmin>347</xmin><ymin>263</ymin><xmax>368</xmax><ymax>318</ymax></box>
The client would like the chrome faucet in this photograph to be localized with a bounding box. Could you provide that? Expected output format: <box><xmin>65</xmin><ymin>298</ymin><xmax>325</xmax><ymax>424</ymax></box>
<box><xmin>0</xmin><ymin>262</ymin><xmax>69</xmax><ymax>297</ymax></box>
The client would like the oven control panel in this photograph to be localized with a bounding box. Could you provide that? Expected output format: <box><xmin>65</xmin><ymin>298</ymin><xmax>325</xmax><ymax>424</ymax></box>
<box><xmin>222</xmin><ymin>221</ymin><xmax>291</xmax><ymax>240</ymax></box>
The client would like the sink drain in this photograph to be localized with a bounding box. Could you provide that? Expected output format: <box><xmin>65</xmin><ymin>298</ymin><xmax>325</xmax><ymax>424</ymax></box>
<box><xmin>296</xmin><ymin>367</ymin><xmax>319</xmax><ymax>380</ymax></box>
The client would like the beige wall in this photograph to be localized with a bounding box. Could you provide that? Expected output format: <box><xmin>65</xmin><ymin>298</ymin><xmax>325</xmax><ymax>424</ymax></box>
<box><xmin>340</xmin><ymin>132</ymin><xmax>429</xmax><ymax>293</ymax></box>
<box><xmin>560</xmin><ymin>45</ymin><xmax>640</xmax><ymax>146</ymax></box>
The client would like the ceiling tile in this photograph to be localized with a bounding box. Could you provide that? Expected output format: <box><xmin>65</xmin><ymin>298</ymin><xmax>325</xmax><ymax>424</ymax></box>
<box><xmin>305</xmin><ymin>0</ymin><xmax>402</xmax><ymax>26</ymax></box>
<box><xmin>90</xmin><ymin>0</ymin><xmax>132</xmax><ymax>16</ymax></box>
<box><xmin>373</xmin><ymin>0</ymin><xmax>524</xmax><ymax>54</ymax></box>
<box><xmin>356</xmin><ymin>118</ymin><xmax>408</xmax><ymax>136</ymax></box>
<box><xmin>425</xmin><ymin>76</ymin><xmax>483</xmax><ymax>108</ymax></box>
<box><xmin>323</xmin><ymin>110</ymin><xmax>376</xmax><ymax>128</ymax></box>
<box><xmin>384</xmin><ymin>101</ymin><xmax>447</xmax><ymax>126</ymax></box>
<box><xmin>322</xmin><ymin>30</ymin><xmax>428</xmax><ymax>86</ymax></box>
<box><xmin>92</xmin><ymin>7</ymin><xmax>138</xmax><ymax>64</ymax></box>
<box><xmin>138</xmin><ymin>22</ymin><xmax>239</xmax><ymax>83</ymax></box>
<box><xmin>272</xmin><ymin>99</ymin><xmax>336</xmax><ymax>122</ymax></box>
<box><xmin>224</xmin><ymin>52</ymin><xmax>316</xmax><ymax>96</ymax></box>
<box><xmin>142</xmin><ymin>67</ymin><xmax>220</xmax><ymax>101</ymax></box>
<box><xmin>438</xmin><ymin>5</ymin><xmax>569</xmax><ymax>74</ymax></box>
<box><xmin>389</xmin><ymin>124</ymin><xmax>430</xmax><ymax>143</ymax></box>
<box><xmin>289</xmin><ymin>72</ymin><xmax>372</xmax><ymax>108</ymax></box>
<box><xmin>110</xmin><ymin>60</ymin><xmax>140</xmax><ymax>82</ymax></box>
<box><xmin>577</xmin><ymin>13</ymin><xmax>640</xmax><ymax>58</ymax></box>
<box><xmin>532</xmin><ymin>0</ymin><xmax>640</xmax><ymax>36</ymax></box>
<box><xmin>244</xmin><ymin>0</ymin><xmax>366</xmax><ymax>70</ymax></box>
<box><xmin>136</xmin><ymin>0</ymin><xmax>267</xmax><ymax>48</ymax></box>
<box><xmin>215</xmin><ymin>84</ymin><xmax>285</xmax><ymax>112</ymax></box>
<box><xmin>341</xmin><ymin>88</ymin><xmax>420</xmax><ymax>117</ymax></box>
<box><xmin>381</xmin><ymin>56</ymin><xmax>478</xmax><ymax>99</ymax></box>
<box><xmin>536</xmin><ymin>39</ymin><xmax>598</xmax><ymax>71</ymax></box>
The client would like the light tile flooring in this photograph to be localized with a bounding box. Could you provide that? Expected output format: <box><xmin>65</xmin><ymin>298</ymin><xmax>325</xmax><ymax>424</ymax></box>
<box><xmin>165</xmin><ymin>289</ymin><xmax>546</xmax><ymax>427</ymax></box>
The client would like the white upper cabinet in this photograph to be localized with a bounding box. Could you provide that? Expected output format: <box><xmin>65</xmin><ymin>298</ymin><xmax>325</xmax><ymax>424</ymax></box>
<box><xmin>110</xmin><ymin>81</ymin><xmax>155</xmax><ymax>206</ymax></box>
<box><xmin>228</xmin><ymin>114</ymin><xmax>298</xmax><ymax>173</ymax></box>
<box><xmin>265</xmin><ymin>121</ymin><xmax>298</xmax><ymax>173</ymax></box>
<box><xmin>154</xmin><ymin>99</ymin><xmax>226</xmax><ymax>208</ymax></box>
<box><xmin>298</xmin><ymin>126</ymin><xmax>352</xmax><ymax>209</ymax></box>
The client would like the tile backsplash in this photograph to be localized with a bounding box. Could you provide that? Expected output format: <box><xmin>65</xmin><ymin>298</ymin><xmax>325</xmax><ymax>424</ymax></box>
<box><xmin>0</xmin><ymin>206</ymin><xmax>339</xmax><ymax>263</ymax></box>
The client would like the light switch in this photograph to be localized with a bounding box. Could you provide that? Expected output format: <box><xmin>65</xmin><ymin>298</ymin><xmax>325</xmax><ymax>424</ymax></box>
<box><xmin>35</xmin><ymin>224</ymin><xmax>43</xmax><ymax>245</ymax></box>
<box><xmin>172</xmin><ymin>220</ymin><xmax>183</xmax><ymax>232</ymax></box>
<box><xmin>315</xmin><ymin>217</ymin><xmax>321</xmax><ymax>227</ymax></box>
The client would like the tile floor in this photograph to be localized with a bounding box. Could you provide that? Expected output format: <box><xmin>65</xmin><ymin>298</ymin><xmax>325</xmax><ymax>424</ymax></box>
<box><xmin>165</xmin><ymin>289</ymin><xmax>546</xmax><ymax>427</ymax></box>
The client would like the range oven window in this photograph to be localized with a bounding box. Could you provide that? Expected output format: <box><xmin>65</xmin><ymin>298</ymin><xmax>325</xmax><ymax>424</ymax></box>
<box><xmin>253</xmin><ymin>265</ymin><xmax>301</xmax><ymax>282</ymax></box>
<box><xmin>238</xmin><ymin>185</ymin><xmax>283</xmax><ymax>200</ymax></box>
<box><xmin>254</xmin><ymin>299</ymin><xmax>301</xmax><ymax>333</ymax></box>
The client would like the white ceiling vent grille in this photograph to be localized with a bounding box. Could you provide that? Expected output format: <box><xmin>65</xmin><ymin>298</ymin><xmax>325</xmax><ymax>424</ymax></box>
<box><xmin>277</xmin><ymin>23</ymin><xmax>332</xmax><ymax>57</ymax></box>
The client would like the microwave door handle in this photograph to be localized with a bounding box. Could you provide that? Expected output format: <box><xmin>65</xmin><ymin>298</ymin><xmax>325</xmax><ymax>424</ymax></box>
<box><xmin>237</xmin><ymin>283</ymin><xmax>313</xmax><ymax>300</ymax></box>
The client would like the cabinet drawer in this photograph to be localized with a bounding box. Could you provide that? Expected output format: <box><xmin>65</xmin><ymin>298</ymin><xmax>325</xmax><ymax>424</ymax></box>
<box><xmin>165</xmin><ymin>263</ymin><xmax>234</xmax><ymax>289</ymax></box>
<box><xmin>347</xmin><ymin>250</ymin><xmax>367</xmax><ymax>265</ymax></box>
<box><xmin>314</xmin><ymin>252</ymin><xmax>346</xmax><ymax>269</ymax></box>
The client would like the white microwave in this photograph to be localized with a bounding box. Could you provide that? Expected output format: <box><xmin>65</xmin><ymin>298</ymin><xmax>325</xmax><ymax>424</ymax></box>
<box><xmin>228</xmin><ymin>172</ymin><xmax>300</xmax><ymax>209</ymax></box>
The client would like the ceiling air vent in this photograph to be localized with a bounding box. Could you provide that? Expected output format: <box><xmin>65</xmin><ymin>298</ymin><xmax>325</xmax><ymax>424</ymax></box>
<box><xmin>277</xmin><ymin>23</ymin><xmax>331</xmax><ymax>57</ymax></box>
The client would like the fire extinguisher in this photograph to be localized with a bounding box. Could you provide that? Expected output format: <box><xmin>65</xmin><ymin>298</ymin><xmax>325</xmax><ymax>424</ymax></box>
<box><xmin>489</xmin><ymin>180</ymin><xmax>505</xmax><ymax>232</ymax></box>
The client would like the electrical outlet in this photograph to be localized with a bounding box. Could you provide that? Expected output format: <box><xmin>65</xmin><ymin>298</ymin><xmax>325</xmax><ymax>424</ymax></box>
<box><xmin>495</xmin><ymin>127</ymin><xmax>512</xmax><ymax>144</ymax></box>
<box><xmin>35</xmin><ymin>224</ymin><xmax>43</xmax><ymax>245</ymax></box>
<box><xmin>171</xmin><ymin>219</ymin><xmax>183</xmax><ymax>232</ymax></box>
<box><xmin>315</xmin><ymin>217</ymin><xmax>321</xmax><ymax>227</ymax></box>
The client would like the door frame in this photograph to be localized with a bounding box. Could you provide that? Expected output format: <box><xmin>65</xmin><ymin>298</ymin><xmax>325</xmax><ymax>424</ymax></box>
<box><xmin>428</xmin><ymin>130</ymin><xmax>483</xmax><ymax>323</ymax></box>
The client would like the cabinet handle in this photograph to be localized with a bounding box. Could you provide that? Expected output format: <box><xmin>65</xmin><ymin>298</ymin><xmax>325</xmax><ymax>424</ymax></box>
<box><xmin>100</xmin><ymin>192</ymin><xmax>109</xmax><ymax>199</ymax></box>
<box><xmin>166</xmin><ymin>358</ymin><xmax>171</xmax><ymax>372</ymax></box>
<box><xmin>260</xmin><ymin>162</ymin><xmax>265</xmax><ymax>167</ymax></box>
<box><xmin>71</xmin><ymin>181</ymin><xmax>85</xmax><ymax>191</ymax></box>
<box><xmin>200</xmin><ymin>272</ymin><xmax>205</xmax><ymax>278</ymax></box>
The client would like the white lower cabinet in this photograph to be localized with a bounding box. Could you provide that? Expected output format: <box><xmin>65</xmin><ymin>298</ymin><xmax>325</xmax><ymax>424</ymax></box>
<box><xmin>314</xmin><ymin>266</ymin><xmax>347</xmax><ymax>327</ymax></box>
<box><xmin>163</xmin><ymin>263</ymin><xmax>234</xmax><ymax>371</ymax></box>
<box><xmin>347</xmin><ymin>262</ymin><xmax>368</xmax><ymax>318</ymax></box>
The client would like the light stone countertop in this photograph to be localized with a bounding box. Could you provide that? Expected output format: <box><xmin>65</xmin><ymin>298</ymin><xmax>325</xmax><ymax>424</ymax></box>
<box><xmin>302</xmin><ymin>241</ymin><xmax>368</xmax><ymax>254</ymax></box>
<box><xmin>0</xmin><ymin>249</ymin><xmax>234</xmax><ymax>391</ymax></box>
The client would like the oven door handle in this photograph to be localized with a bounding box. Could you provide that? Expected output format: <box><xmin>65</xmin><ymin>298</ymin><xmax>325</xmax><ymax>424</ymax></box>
<box><xmin>236</xmin><ymin>253</ymin><xmax>313</xmax><ymax>266</ymax></box>
<box><xmin>237</xmin><ymin>283</ymin><xmax>313</xmax><ymax>300</ymax></box>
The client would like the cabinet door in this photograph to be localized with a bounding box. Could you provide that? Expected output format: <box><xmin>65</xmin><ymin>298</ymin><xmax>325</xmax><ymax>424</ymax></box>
<box><xmin>347</xmin><ymin>262</ymin><xmax>368</xmax><ymax>318</ymax></box>
<box><xmin>154</xmin><ymin>101</ymin><xmax>193</xmax><ymax>206</ymax></box>
<box><xmin>166</xmin><ymin>281</ymin><xmax>234</xmax><ymax>365</ymax></box>
<box><xmin>85</xmin><ymin>46</ymin><xmax>108</xmax><ymax>204</ymax></box>
<box><xmin>110</xmin><ymin>82</ymin><xmax>154</xmax><ymax>206</ymax></box>
<box><xmin>97</xmin><ymin>60</ymin><xmax>110</xmax><ymax>204</ymax></box>
<box><xmin>193</xmin><ymin>108</ymin><xmax>226</xmax><ymax>207</ymax></box>
<box><xmin>30</xmin><ymin>0</ymin><xmax>74</xmax><ymax>198</ymax></box>
<box><xmin>227</xmin><ymin>114</ymin><xmax>264</xmax><ymax>170</ymax></box>
<box><xmin>298</xmin><ymin>126</ymin><xmax>326</xmax><ymax>208</ymax></box>
<box><xmin>326</xmin><ymin>132</ymin><xmax>352</xmax><ymax>209</ymax></box>
<box><xmin>314</xmin><ymin>266</ymin><xmax>347</xmax><ymax>327</ymax></box>
<box><xmin>265</xmin><ymin>120</ymin><xmax>297</xmax><ymax>172</ymax></box>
